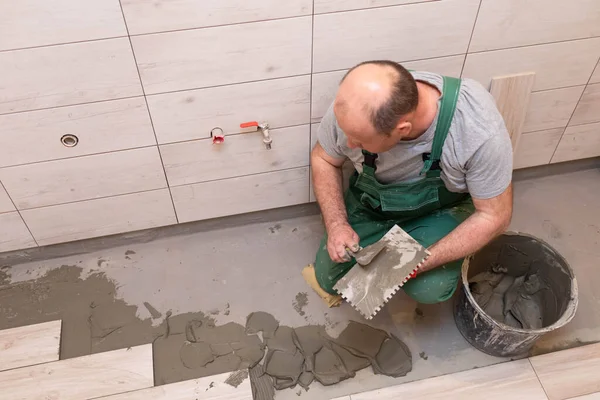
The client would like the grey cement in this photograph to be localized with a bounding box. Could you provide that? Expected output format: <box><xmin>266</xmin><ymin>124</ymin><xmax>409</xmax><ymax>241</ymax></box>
<box><xmin>0</xmin><ymin>165</ymin><xmax>599</xmax><ymax>398</ymax></box>
<box><xmin>472</xmin><ymin>269</ymin><xmax>547</xmax><ymax>330</ymax></box>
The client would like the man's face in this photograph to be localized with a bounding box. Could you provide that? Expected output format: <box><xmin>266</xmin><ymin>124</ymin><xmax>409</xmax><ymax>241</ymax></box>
<box><xmin>334</xmin><ymin>104</ymin><xmax>401</xmax><ymax>154</ymax></box>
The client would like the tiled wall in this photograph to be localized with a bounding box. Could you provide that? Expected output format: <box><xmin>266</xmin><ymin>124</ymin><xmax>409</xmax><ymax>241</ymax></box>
<box><xmin>1</xmin><ymin>0</ymin><xmax>600</xmax><ymax>252</ymax></box>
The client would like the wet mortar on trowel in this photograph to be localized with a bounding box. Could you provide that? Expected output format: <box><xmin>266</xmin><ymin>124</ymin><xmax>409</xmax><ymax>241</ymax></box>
<box><xmin>0</xmin><ymin>265</ymin><xmax>412</xmax><ymax>399</ymax></box>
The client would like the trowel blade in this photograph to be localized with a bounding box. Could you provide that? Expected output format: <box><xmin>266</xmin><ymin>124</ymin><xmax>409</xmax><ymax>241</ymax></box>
<box><xmin>353</xmin><ymin>240</ymin><xmax>387</xmax><ymax>266</ymax></box>
<box><xmin>334</xmin><ymin>225</ymin><xmax>430</xmax><ymax>320</ymax></box>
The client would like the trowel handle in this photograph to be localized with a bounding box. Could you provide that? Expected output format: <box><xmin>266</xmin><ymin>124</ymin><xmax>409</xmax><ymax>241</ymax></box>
<box><xmin>344</xmin><ymin>246</ymin><xmax>363</xmax><ymax>263</ymax></box>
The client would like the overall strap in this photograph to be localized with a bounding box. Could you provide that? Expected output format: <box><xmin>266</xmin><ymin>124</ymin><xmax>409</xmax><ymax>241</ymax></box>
<box><xmin>421</xmin><ymin>76</ymin><xmax>461</xmax><ymax>175</ymax></box>
<box><xmin>361</xmin><ymin>150</ymin><xmax>378</xmax><ymax>175</ymax></box>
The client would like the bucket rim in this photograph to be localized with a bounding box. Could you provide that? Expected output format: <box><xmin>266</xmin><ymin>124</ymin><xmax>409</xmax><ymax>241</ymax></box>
<box><xmin>461</xmin><ymin>230</ymin><xmax>579</xmax><ymax>335</ymax></box>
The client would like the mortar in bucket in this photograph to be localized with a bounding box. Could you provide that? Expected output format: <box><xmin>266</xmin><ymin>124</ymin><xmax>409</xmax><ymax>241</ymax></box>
<box><xmin>454</xmin><ymin>232</ymin><xmax>578</xmax><ymax>357</ymax></box>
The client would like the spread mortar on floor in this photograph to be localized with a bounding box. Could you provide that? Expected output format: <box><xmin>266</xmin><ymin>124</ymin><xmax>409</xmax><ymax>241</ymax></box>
<box><xmin>0</xmin><ymin>265</ymin><xmax>412</xmax><ymax>396</ymax></box>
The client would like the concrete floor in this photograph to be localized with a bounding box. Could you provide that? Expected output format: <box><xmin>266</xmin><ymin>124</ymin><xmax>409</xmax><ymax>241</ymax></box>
<box><xmin>2</xmin><ymin>165</ymin><xmax>599</xmax><ymax>399</ymax></box>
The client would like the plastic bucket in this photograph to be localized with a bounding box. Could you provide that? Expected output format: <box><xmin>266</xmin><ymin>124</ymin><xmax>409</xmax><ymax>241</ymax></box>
<box><xmin>454</xmin><ymin>232</ymin><xmax>578</xmax><ymax>357</ymax></box>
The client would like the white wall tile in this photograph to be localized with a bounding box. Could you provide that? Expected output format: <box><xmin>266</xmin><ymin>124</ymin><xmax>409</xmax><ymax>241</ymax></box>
<box><xmin>0</xmin><ymin>98</ymin><xmax>156</xmax><ymax>168</ymax></box>
<box><xmin>132</xmin><ymin>17</ymin><xmax>312</xmax><ymax>95</ymax></box>
<box><xmin>0</xmin><ymin>38</ymin><xmax>142</xmax><ymax>115</ymax></box>
<box><xmin>315</xmin><ymin>0</ymin><xmax>434</xmax><ymax>14</ymax></box>
<box><xmin>0</xmin><ymin>184</ymin><xmax>15</xmax><ymax>214</ymax></box>
<box><xmin>463</xmin><ymin>38</ymin><xmax>600</xmax><ymax>91</ymax></box>
<box><xmin>22</xmin><ymin>189</ymin><xmax>176</xmax><ymax>246</ymax></box>
<box><xmin>570</xmin><ymin>83</ymin><xmax>600</xmax><ymax>126</ymax></box>
<box><xmin>311</xmin><ymin>55</ymin><xmax>465</xmax><ymax>122</ymax></box>
<box><xmin>0</xmin><ymin>147</ymin><xmax>167</xmax><ymax>210</ymax></box>
<box><xmin>401</xmin><ymin>55</ymin><xmax>466</xmax><ymax>79</ymax></box>
<box><xmin>122</xmin><ymin>0</ymin><xmax>311</xmax><ymax>35</ymax></box>
<box><xmin>0</xmin><ymin>0</ymin><xmax>126</xmax><ymax>51</ymax></box>
<box><xmin>310</xmin><ymin>123</ymin><xmax>320</xmax><ymax>150</ymax></box>
<box><xmin>148</xmin><ymin>76</ymin><xmax>311</xmax><ymax>144</ymax></box>
<box><xmin>514</xmin><ymin>128</ymin><xmax>563</xmax><ymax>169</ymax></box>
<box><xmin>161</xmin><ymin>125</ymin><xmax>310</xmax><ymax>186</ymax></box>
<box><xmin>552</xmin><ymin>122</ymin><xmax>600</xmax><ymax>163</ymax></box>
<box><xmin>522</xmin><ymin>86</ymin><xmax>586</xmax><ymax>133</ymax></box>
<box><xmin>0</xmin><ymin>212</ymin><xmax>37</xmax><ymax>252</ymax></box>
<box><xmin>309</xmin><ymin>167</ymin><xmax>316</xmax><ymax>203</ymax></box>
<box><xmin>470</xmin><ymin>0</ymin><xmax>600</xmax><ymax>52</ymax></box>
<box><xmin>313</xmin><ymin>0</ymin><xmax>479</xmax><ymax>73</ymax></box>
<box><xmin>172</xmin><ymin>167</ymin><xmax>309</xmax><ymax>223</ymax></box>
<box><xmin>591</xmin><ymin>62</ymin><xmax>600</xmax><ymax>84</ymax></box>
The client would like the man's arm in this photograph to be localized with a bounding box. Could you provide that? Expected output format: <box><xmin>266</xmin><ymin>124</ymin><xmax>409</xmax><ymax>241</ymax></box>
<box><xmin>418</xmin><ymin>183</ymin><xmax>513</xmax><ymax>273</ymax></box>
<box><xmin>312</xmin><ymin>143</ymin><xmax>360</xmax><ymax>262</ymax></box>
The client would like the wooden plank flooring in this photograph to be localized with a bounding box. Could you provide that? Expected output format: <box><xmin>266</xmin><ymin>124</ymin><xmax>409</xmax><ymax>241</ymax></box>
<box><xmin>0</xmin><ymin>320</ymin><xmax>61</xmax><ymax>372</ymax></box>
<box><xmin>1</xmin><ymin>324</ymin><xmax>599</xmax><ymax>400</ymax></box>
<box><xmin>350</xmin><ymin>359</ymin><xmax>547</xmax><ymax>400</ymax></box>
<box><xmin>96</xmin><ymin>370</ymin><xmax>252</xmax><ymax>400</ymax></box>
<box><xmin>530</xmin><ymin>342</ymin><xmax>600</xmax><ymax>400</ymax></box>
<box><xmin>337</xmin><ymin>342</ymin><xmax>600</xmax><ymax>400</ymax></box>
<box><xmin>0</xmin><ymin>344</ymin><xmax>153</xmax><ymax>400</ymax></box>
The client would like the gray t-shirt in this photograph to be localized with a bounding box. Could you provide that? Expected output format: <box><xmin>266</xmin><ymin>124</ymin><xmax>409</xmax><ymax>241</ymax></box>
<box><xmin>317</xmin><ymin>71</ymin><xmax>513</xmax><ymax>200</ymax></box>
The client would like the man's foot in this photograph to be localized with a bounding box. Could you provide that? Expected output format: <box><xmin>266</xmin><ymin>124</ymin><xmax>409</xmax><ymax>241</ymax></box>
<box><xmin>302</xmin><ymin>264</ymin><xmax>342</xmax><ymax>308</ymax></box>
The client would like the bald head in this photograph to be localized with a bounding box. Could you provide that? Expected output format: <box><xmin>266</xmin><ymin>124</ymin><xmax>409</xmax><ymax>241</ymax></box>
<box><xmin>334</xmin><ymin>61</ymin><xmax>418</xmax><ymax>136</ymax></box>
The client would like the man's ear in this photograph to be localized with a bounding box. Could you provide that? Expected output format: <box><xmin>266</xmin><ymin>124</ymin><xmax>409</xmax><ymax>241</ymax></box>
<box><xmin>392</xmin><ymin>120</ymin><xmax>412</xmax><ymax>140</ymax></box>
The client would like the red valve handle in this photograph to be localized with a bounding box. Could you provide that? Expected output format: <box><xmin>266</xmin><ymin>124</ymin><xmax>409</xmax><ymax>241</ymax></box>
<box><xmin>240</xmin><ymin>121</ymin><xmax>259</xmax><ymax>128</ymax></box>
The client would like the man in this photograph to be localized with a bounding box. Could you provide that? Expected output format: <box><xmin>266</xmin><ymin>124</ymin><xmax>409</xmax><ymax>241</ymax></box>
<box><xmin>308</xmin><ymin>60</ymin><xmax>513</xmax><ymax>305</ymax></box>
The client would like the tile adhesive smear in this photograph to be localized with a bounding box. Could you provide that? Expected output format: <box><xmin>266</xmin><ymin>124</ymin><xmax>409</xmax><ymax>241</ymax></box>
<box><xmin>0</xmin><ymin>266</ymin><xmax>412</xmax><ymax>399</ymax></box>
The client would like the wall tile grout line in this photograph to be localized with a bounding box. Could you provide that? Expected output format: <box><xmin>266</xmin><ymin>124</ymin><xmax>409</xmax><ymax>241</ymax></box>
<box><xmin>313</xmin><ymin>0</ymin><xmax>442</xmax><ymax>16</ymax></box>
<box><xmin>142</xmin><ymin>73</ymin><xmax>312</xmax><ymax>99</ymax></box>
<box><xmin>0</xmin><ymin>145</ymin><xmax>157</xmax><ymax>170</ymax></box>
<box><xmin>0</xmin><ymin>95</ymin><xmax>143</xmax><ymax>118</ymax></box>
<box><xmin>165</xmin><ymin>165</ymin><xmax>311</xmax><ymax>189</ymax></box>
<box><xmin>116</xmin><ymin>0</ymin><xmax>180</xmax><ymax>224</ymax></box>
<box><xmin>566</xmin><ymin>119</ymin><xmax>600</xmax><ymax>129</ymax></box>
<box><xmin>314</xmin><ymin>53</ymin><xmax>467</xmax><ymax>76</ymax></box>
<box><xmin>0</xmin><ymin>122</ymin><xmax>312</xmax><ymax>170</ymax></box>
<box><xmin>460</xmin><ymin>0</ymin><xmax>483</xmax><ymax>77</ymax></box>
<box><xmin>0</xmin><ymin>181</ymin><xmax>39</xmax><ymax>247</ymax></box>
<box><xmin>308</xmin><ymin>0</ymin><xmax>316</xmax><ymax>201</ymax></box>
<box><xmin>0</xmin><ymin>35</ymin><xmax>129</xmax><ymax>55</ymax></box>
<box><xmin>522</xmin><ymin>126</ymin><xmax>567</xmax><ymax>136</ymax></box>
<box><xmin>466</xmin><ymin>35</ymin><xmax>600</xmax><ymax>56</ymax></box>
<box><xmin>549</xmin><ymin>53</ymin><xmax>600</xmax><ymax>162</ymax></box>
<box><xmin>11</xmin><ymin>165</ymin><xmax>310</xmax><ymax>213</ymax></box>
<box><xmin>527</xmin><ymin>358</ymin><xmax>551</xmax><ymax>400</ymax></box>
<box><xmin>14</xmin><ymin>186</ymin><xmax>170</xmax><ymax>213</ymax></box>
<box><xmin>127</xmin><ymin>13</ymin><xmax>313</xmax><ymax>38</ymax></box>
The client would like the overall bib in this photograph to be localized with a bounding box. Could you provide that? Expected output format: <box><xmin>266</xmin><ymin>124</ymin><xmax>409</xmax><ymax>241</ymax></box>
<box><xmin>314</xmin><ymin>76</ymin><xmax>475</xmax><ymax>304</ymax></box>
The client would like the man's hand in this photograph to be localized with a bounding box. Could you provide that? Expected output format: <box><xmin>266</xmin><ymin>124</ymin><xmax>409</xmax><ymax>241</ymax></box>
<box><xmin>327</xmin><ymin>222</ymin><xmax>360</xmax><ymax>263</ymax></box>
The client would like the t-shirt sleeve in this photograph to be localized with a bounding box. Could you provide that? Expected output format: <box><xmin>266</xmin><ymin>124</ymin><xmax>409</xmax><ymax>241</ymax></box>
<box><xmin>316</xmin><ymin>104</ymin><xmax>346</xmax><ymax>159</ymax></box>
<box><xmin>465</xmin><ymin>132</ymin><xmax>513</xmax><ymax>199</ymax></box>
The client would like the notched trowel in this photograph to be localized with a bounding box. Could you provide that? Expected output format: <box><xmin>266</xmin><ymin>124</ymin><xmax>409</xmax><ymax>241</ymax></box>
<box><xmin>334</xmin><ymin>225</ymin><xmax>430</xmax><ymax>320</ymax></box>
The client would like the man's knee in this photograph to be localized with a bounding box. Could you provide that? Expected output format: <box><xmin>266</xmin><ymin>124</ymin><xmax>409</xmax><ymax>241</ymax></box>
<box><xmin>402</xmin><ymin>261</ymin><xmax>462</xmax><ymax>304</ymax></box>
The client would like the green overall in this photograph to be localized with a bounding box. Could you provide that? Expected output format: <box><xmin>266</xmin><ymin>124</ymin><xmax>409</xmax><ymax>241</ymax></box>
<box><xmin>315</xmin><ymin>76</ymin><xmax>476</xmax><ymax>304</ymax></box>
